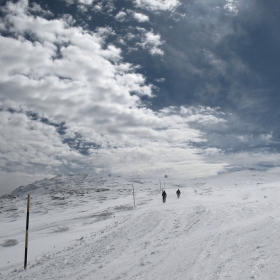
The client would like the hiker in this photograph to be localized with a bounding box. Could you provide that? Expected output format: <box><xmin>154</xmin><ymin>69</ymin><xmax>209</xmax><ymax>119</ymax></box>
<box><xmin>176</xmin><ymin>189</ymin><xmax>181</xmax><ymax>198</ymax></box>
<box><xmin>162</xmin><ymin>190</ymin><xmax>167</xmax><ymax>203</ymax></box>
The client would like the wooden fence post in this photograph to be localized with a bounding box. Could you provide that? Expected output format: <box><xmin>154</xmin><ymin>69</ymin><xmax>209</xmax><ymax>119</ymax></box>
<box><xmin>24</xmin><ymin>194</ymin><xmax>30</xmax><ymax>270</ymax></box>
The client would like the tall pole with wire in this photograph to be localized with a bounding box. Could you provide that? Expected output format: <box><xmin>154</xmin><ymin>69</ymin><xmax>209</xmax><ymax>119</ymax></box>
<box><xmin>24</xmin><ymin>194</ymin><xmax>30</xmax><ymax>270</ymax></box>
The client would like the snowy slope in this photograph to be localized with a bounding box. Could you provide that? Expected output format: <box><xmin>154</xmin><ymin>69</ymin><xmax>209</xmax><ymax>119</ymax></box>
<box><xmin>1</xmin><ymin>170</ymin><xmax>280</xmax><ymax>279</ymax></box>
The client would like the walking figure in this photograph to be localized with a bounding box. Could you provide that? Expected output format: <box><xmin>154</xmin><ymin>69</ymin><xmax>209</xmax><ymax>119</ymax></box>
<box><xmin>162</xmin><ymin>190</ymin><xmax>167</xmax><ymax>203</ymax></box>
<box><xmin>176</xmin><ymin>189</ymin><xmax>181</xmax><ymax>198</ymax></box>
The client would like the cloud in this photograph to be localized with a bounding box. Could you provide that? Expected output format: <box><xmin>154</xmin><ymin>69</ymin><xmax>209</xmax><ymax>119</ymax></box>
<box><xmin>115</xmin><ymin>10</ymin><xmax>149</xmax><ymax>23</ymax></box>
<box><xmin>133</xmin><ymin>0</ymin><xmax>181</xmax><ymax>12</ymax></box>
<box><xmin>28</xmin><ymin>2</ymin><xmax>53</xmax><ymax>17</ymax></box>
<box><xmin>134</xmin><ymin>12</ymin><xmax>149</xmax><ymax>22</ymax></box>
<box><xmin>137</xmin><ymin>29</ymin><xmax>164</xmax><ymax>56</ymax></box>
<box><xmin>224</xmin><ymin>0</ymin><xmax>239</xmax><ymax>15</ymax></box>
<box><xmin>0</xmin><ymin>0</ymin><xmax>231</xmax><ymax>195</ymax></box>
<box><xmin>115</xmin><ymin>11</ymin><xmax>127</xmax><ymax>22</ymax></box>
<box><xmin>0</xmin><ymin>114</ymin><xmax>83</xmax><ymax>172</ymax></box>
<box><xmin>5</xmin><ymin>0</ymin><xmax>276</xmax><ymax>194</ymax></box>
<box><xmin>92</xmin><ymin>143</ymin><xmax>227</xmax><ymax>178</ymax></box>
<box><xmin>78</xmin><ymin>0</ymin><xmax>95</xmax><ymax>4</ymax></box>
<box><xmin>153</xmin><ymin>0</ymin><xmax>273</xmax><ymax>118</ymax></box>
<box><xmin>61</xmin><ymin>0</ymin><xmax>115</xmax><ymax>14</ymax></box>
<box><xmin>155</xmin><ymin>78</ymin><xmax>165</xmax><ymax>83</ymax></box>
<box><xmin>220</xmin><ymin>151</ymin><xmax>280</xmax><ymax>171</ymax></box>
<box><xmin>0</xmin><ymin>1</ymin><xmax>152</xmax><ymax>108</ymax></box>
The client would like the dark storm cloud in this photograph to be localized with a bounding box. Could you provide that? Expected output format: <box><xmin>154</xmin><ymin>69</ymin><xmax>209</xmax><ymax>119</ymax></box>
<box><xmin>127</xmin><ymin>0</ymin><xmax>280</xmax><ymax>153</ymax></box>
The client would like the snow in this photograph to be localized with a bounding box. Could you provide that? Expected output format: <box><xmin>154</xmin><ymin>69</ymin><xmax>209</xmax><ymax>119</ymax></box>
<box><xmin>1</xmin><ymin>170</ymin><xmax>280</xmax><ymax>279</ymax></box>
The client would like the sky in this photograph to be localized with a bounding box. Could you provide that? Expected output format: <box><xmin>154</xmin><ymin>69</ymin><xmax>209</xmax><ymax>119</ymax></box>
<box><xmin>0</xmin><ymin>0</ymin><xmax>280</xmax><ymax>195</ymax></box>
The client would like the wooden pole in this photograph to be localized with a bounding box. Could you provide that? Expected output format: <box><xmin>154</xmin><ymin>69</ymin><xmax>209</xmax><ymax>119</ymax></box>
<box><xmin>132</xmin><ymin>183</ymin><xmax>136</xmax><ymax>208</ymax></box>
<box><xmin>24</xmin><ymin>194</ymin><xmax>30</xmax><ymax>270</ymax></box>
<box><xmin>159</xmin><ymin>179</ymin><xmax>161</xmax><ymax>192</ymax></box>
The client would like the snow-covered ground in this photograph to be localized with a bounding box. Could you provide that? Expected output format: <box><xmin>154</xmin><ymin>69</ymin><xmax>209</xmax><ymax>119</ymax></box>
<box><xmin>1</xmin><ymin>170</ymin><xmax>280</xmax><ymax>279</ymax></box>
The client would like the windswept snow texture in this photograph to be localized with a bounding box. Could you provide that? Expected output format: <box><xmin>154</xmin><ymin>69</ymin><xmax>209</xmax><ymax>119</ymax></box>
<box><xmin>1</xmin><ymin>171</ymin><xmax>280</xmax><ymax>279</ymax></box>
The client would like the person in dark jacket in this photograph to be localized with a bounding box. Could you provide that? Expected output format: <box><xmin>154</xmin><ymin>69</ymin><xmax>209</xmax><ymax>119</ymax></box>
<box><xmin>162</xmin><ymin>190</ymin><xmax>167</xmax><ymax>203</ymax></box>
<box><xmin>176</xmin><ymin>189</ymin><xmax>181</xmax><ymax>198</ymax></box>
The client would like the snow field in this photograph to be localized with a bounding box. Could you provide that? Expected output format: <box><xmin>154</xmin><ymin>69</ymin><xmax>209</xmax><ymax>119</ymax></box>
<box><xmin>1</xmin><ymin>171</ymin><xmax>280</xmax><ymax>279</ymax></box>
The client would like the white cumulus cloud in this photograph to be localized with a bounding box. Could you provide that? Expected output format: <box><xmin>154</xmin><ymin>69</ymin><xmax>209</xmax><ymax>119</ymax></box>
<box><xmin>137</xmin><ymin>29</ymin><xmax>164</xmax><ymax>56</ymax></box>
<box><xmin>134</xmin><ymin>0</ymin><xmax>181</xmax><ymax>12</ymax></box>
<box><xmin>134</xmin><ymin>12</ymin><xmax>149</xmax><ymax>22</ymax></box>
<box><xmin>0</xmin><ymin>0</ymin><xmax>229</xmax><ymax>194</ymax></box>
<box><xmin>115</xmin><ymin>11</ymin><xmax>127</xmax><ymax>22</ymax></box>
